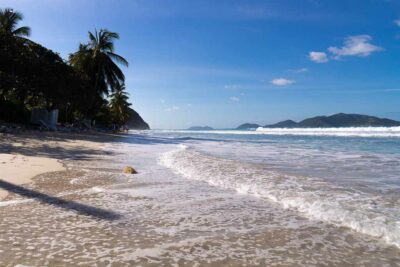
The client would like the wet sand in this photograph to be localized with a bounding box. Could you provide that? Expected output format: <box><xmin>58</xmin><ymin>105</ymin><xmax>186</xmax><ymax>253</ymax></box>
<box><xmin>0</xmin><ymin>130</ymin><xmax>117</xmax><ymax>200</ymax></box>
<box><xmin>0</xmin><ymin>132</ymin><xmax>399</xmax><ymax>266</ymax></box>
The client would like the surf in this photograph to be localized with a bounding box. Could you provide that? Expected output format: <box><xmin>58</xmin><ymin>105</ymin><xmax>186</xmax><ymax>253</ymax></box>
<box><xmin>159</xmin><ymin>144</ymin><xmax>400</xmax><ymax>248</ymax></box>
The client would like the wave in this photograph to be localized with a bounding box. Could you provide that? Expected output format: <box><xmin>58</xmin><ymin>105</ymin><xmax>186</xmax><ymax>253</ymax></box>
<box><xmin>159</xmin><ymin>127</ymin><xmax>400</xmax><ymax>137</ymax></box>
<box><xmin>256</xmin><ymin>126</ymin><xmax>400</xmax><ymax>137</ymax></box>
<box><xmin>159</xmin><ymin>145</ymin><xmax>400</xmax><ymax>248</ymax></box>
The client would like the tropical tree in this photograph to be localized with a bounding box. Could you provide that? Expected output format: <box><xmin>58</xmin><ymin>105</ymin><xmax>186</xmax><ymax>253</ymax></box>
<box><xmin>0</xmin><ymin>8</ymin><xmax>31</xmax><ymax>37</ymax></box>
<box><xmin>69</xmin><ymin>29</ymin><xmax>128</xmax><ymax>97</ymax></box>
<box><xmin>109</xmin><ymin>83</ymin><xmax>131</xmax><ymax>126</ymax></box>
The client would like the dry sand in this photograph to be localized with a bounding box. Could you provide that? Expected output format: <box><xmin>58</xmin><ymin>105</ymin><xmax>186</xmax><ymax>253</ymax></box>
<box><xmin>0</xmin><ymin>154</ymin><xmax>65</xmax><ymax>199</ymax></box>
<box><xmin>0</xmin><ymin>130</ymin><xmax>117</xmax><ymax>200</ymax></box>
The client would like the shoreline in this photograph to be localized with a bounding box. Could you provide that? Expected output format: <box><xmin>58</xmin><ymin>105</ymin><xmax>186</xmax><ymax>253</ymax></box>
<box><xmin>0</xmin><ymin>154</ymin><xmax>65</xmax><ymax>200</ymax></box>
<box><xmin>0</xmin><ymin>130</ymin><xmax>123</xmax><ymax>200</ymax></box>
<box><xmin>0</xmin><ymin>131</ymin><xmax>399</xmax><ymax>265</ymax></box>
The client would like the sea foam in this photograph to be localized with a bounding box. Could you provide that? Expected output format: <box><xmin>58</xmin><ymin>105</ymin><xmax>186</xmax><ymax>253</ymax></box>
<box><xmin>161</xmin><ymin>126</ymin><xmax>400</xmax><ymax>137</ymax></box>
<box><xmin>159</xmin><ymin>145</ymin><xmax>400</xmax><ymax>248</ymax></box>
<box><xmin>256</xmin><ymin>126</ymin><xmax>400</xmax><ymax>137</ymax></box>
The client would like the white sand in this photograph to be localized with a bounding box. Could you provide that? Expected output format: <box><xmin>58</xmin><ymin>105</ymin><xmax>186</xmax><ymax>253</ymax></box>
<box><xmin>0</xmin><ymin>153</ymin><xmax>65</xmax><ymax>199</ymax></box>
<box><xmin>0</xmin><ymin>131</ymin><xmax>112</xmax><ymax>200</ymax></box>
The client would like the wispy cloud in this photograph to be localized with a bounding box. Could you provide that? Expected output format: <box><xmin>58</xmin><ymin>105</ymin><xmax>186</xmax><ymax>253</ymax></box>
<box><xmin>382</xmin><ymin>88</ymin><xmax>400</xmax><ymax>92</ymax></box>
<box><xmin>128</xmin><ymin>65</ymin><xmax>262</xmax><ymax>82</ymax></box>
<box><xmin>235</xmin><ymin>4</ymin><xmax>272</xmax><ymax>19</ymax></box>
<box><xmin>328</xmin><ymin>35</ymin><xmax>383</xmax><ymax>58</ymax></box>
<box><xmin>165</xmin><ymin>106</ymin><xmax>180</xmax><ymax>112</ymax></box>
<box><xmin>229</xmin><ymin>96</ymin><xmax>240</xmax><ymax>102</ymax></box>
<box><xmin>224</xmin><ymin>84</ymin><xmax>240</xmax><ymax>90</ymax></box>
<box><xmin>159</xmin><ymin>98</ymin><xmax>166</xmax><ymax>104</ymax></box>
<box><xmin>394</xmin><ymin>19</ymin><xmax>400</xmax><ymax>26</ymax></box>
<box><xmin>309</xmin><ymin>51</ymin><xmax>328</xmax><ymax>63</ymax></box>
<box><xmin>290</xmin><ymin>67</ymin><xmax>309</xmax><ymax>73</ymax></box>
<box><xmin>271</xmin><ymin>78</ymin><xmax>295</xmax><ymax>86</ymax></box>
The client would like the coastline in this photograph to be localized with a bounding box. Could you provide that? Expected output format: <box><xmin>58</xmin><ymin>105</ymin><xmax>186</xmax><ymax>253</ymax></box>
<box><xmin>0</xmin><ymin>131</ymin><xmax>120</xmax><ymax>200</ymax></box>
<box><xmin>0</xmin><ymin>154</ymin><xmax>65</xmax><ymax>200</ymax></box>
<box><xmin>0</xmin><ymin>130</ymin><xmax>399</xmax><ymax>265</ymax></box>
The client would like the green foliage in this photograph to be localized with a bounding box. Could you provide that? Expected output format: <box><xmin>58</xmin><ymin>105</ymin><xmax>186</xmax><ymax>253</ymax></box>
<box><xmin>109</xmin><ymin>83</ymin><xmax>131</xmax><ymax>125</ymax></box>
<box><xmin>0</xmin><ymin>9</ymin><xmax>132</xmax><ymax>127</ymax></box>
<box><xmin>0</xmin><ymin>98</ymin><xmax>29</xmax><ymax>123</ymax></box>
<box><xmin>0</xmin><ymin>33</ymin><xmax>91</xmax><ymax>116</ymax></box>
<box><xmin>69</xmin><ymin>29</ymin><xmax>128</xmax><ymax>97</ymax></box>
<box><xmin>0</xmin><ymin>8</ymin><xmax>31</xmax><ymax>37</ymax></box>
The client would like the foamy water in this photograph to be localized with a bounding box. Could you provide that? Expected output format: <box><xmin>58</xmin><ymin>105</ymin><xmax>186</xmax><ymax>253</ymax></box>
<box><xmin>1</xmin><ymin>131</ymin><xmax>399</xmax><ymax>266</ymax></box>
<box><xmin>159</xmin><ymin>144</ymin><xmax>400</xmax><ymax>248</ymax></box>
<box><xmin>154</xmin><ymin>129</ymin><xmax>400</xmax><ymax>249</ymax></box>
<box><xmin>163</xmin><ymin>126</ymin><xmax>400</xmax><ymax>137</ymax></box>
<box><xmin>256</xmin><ymin>126</ymin><xmax>400</xmax><ymax>137</ymax></box>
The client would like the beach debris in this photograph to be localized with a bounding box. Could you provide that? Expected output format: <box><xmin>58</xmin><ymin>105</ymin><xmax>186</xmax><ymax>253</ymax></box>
<box><xmin>123</xmin><ymin>166</ymin><xmax>137</xmax><ymax>174</ymax></box>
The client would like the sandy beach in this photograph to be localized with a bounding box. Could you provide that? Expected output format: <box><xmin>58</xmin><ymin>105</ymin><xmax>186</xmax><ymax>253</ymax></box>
<box><xmin>0</xmin><ymin>154</ymin><xmax>64</xmax><ymax>200</ymax></box>
<box><xmin>0</xmin><ymin>131</ymin><xmax>116</xmax><ymax>200</ymax></box>
<box><xmin>0</xmin><ymin>130</ymin><xmax>399</xmax><ymax>266</ymax></box>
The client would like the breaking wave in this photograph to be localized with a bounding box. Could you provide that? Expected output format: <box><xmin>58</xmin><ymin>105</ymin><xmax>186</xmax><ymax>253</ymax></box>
<box><xmin>159</xmin><ymin>145</ymin><xmax>400</xmax><ymax>248</ymax></box>
<box><xmin>256</xmin><ymin>126</ymin><xmax>400</xmax><ymax>137</ymax></box>
<box><xmin>161</xmin><ymin>126</ymin><xmax>400</xmax><ymax>137</ymax></box>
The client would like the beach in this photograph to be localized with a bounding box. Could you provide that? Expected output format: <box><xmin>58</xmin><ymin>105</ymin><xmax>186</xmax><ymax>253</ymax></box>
<box><xmin>0</xmin><ymin>130</ymin><xmax>399</xmax><ymax>266</ymax></box>
<box><xmin>0</xmin><ymin>131</ymin><xmax>113</xmax><ymax>200</ymax></box>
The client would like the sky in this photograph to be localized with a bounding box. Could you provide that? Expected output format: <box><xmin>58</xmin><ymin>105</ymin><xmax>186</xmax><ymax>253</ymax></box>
<box><xmin>2</xmin><ymin>0</ymin><xmax>400</xmax><ymax>129</ymax></box>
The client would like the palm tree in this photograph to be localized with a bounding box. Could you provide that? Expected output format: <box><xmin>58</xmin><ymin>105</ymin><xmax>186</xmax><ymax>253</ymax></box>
<box><xmin>69</xmin><ymin>29</ymin><xmax>128</xmax><ymax>97</ymax></box>
<box><xmin>0</xmin><ymin>8</ymin><xmax>31</xmax><ymax>37</ymax></box>
<box><xmin>109</xmin><ymin>83</ymin><xmax>131</xmax><ymax>126</ymax></box>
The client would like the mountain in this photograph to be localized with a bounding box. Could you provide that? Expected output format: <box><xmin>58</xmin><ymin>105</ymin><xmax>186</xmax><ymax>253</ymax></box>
<box><xmin>126</xmin><ymin>108</ymin><xmax>150</xmax><ymax>130</ymax></box>
<box><xmin>236</xmin><ymin>123</ymin><xmax>260</xmax><ymax>129</ymax></box>
<box><xmin>262</xmin><ymin>113</ymin><xmax>400</xmax><ymax>128</ymax></box>
<box><xmin>188</xmin><ymin>126</ymin><xmax>214</xmax><ymax>130</ymax></box>
<box><xmin>297</xmin><ymin>113</ymin><xmax>400</xmax><ymax>128</ymax></box>
<box><xmin>265</xmin><ymin>120</ymin><xmax>298</xmax><ymax>128</ymax></box>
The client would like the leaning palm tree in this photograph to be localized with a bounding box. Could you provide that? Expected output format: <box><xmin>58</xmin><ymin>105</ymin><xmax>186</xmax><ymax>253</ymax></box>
<box><xmin>109</xmin><ymin>83</ymin><xmax>131</xmax><ymax>126</ymax></box>
<box><xmin>69</xmin><ymin>29</ymin><xmax>128</xmax><ymax>97</ymax></box>
<box><xmin>0</xmin><ymin>8</ymin><xmax>31</xmax><ymax>37</ymax></box>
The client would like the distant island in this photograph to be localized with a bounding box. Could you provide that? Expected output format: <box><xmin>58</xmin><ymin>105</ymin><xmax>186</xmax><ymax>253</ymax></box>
<box><xmin>188</xmin><ymin>126</ymin><xmax>214</xmax><ymax>131</ymax></box>
<box><xmin>237</xmin><ymin>113</ymin><xmax>400</xmax><ymax>129</ymax></box>
<box><xmin>237</xmin><ymin>123</ymin><xmax>261</xmax><ymax>129</ymax></box>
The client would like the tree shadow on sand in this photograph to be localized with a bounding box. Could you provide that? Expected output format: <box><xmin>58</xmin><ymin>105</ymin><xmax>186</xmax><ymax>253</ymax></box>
<box><xmin>0</xmin><ymin>131</ymin><xmax>182</xmax><ymax>160</ymax></box>
<box><xmin>0</xmin><ymin>180</ymin><xmax>121</xmax><ymax>220</ymax></box>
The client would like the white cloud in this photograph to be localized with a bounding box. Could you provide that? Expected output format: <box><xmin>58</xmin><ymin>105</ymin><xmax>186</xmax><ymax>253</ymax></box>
<box><xmin>165</xmin><ymin>106</ymin><xmax>180</xmax><ymax>112</ymax></box>
<box><xmin>309</xmin><ymin>51</ymin><xmax>328</xmax><ymax>63</ymax></box>
<box><xmin>328</xmin><ymin>35</ymin><xmax>382</xmax><ymax>58</ymax></box>
<box><xmin>229</xmin><ymin>96</ymin><xmax>240</xmax><ymax>102</ymax></box>
<box><xmin>395</xmin><ymin>19</ymin><xmax>400</xmax><ymax>26</ymax></box>
<box><xmin>159</xmin><ymin>98</ymin><xmax>166</xmax><ymax>104</ymax></box>
<box><xmin>271</xmin><ymin>78</ymin><xmax>295</xmax><ymax>86</ymax></box>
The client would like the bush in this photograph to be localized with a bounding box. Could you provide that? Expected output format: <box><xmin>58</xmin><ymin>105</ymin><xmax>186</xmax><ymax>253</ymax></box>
<box><xmin>0</xmin><ymin>98</ymin><xmax>30</xmax><ymax>123</ymax></box>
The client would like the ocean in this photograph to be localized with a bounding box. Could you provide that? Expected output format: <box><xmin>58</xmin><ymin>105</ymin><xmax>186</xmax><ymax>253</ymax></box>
<box><xmin>154</xmin><ymin>127</ymin><xmax>400</xmax><ymax>265</ymax></box>
<box><xmin>156</xmin><ymin>128</ymin><xmax>400</xmax><ymax>245</ymax></box>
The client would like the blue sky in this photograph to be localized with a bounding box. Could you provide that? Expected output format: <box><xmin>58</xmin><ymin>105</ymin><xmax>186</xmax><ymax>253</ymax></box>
<box><xmin>3</xmin><ymin>0</ymin><xmax>400</xmax><ymax>129</ymax></box>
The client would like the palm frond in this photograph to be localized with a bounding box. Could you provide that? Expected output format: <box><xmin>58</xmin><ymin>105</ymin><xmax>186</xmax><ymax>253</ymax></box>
<box><xmin>13</xmin><ymin>26</ymin><xmax>31</xmax><ymax>37</ymax></box>
<box><xmin>107</xmin><ymin>52</ymin><xmax>128</xmax><ymax>67</ymax></box>
<box><xmin>0</xmin><ymin>8</ymin><xmax>30</xmax><ymax>37</ymax></box>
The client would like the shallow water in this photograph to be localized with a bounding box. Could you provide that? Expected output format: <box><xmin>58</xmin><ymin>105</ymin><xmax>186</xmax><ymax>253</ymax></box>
<box><xmin>0</xmin><ymin>131</ymin><xmax>399</xmax><ymax>266</ymax></box>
